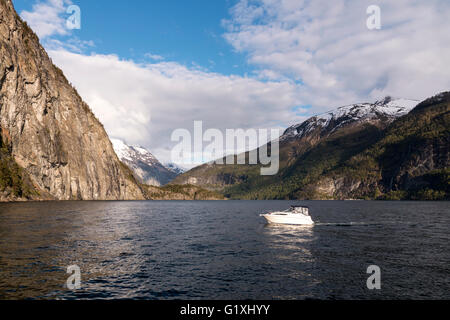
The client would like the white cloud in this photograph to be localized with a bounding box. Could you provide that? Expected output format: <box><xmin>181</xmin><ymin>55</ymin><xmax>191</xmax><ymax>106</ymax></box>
<box><xmin>45</xmin><ymin>37</ymin><xmax>95</xmax><ymax>53</ymax></box>
<box><xmin>223</xmin><ymin>0</ymin><xmax>450</xmax><ymax>110</ymax></box>
<box><xmin>144</xmin><ymin>53</ymin><xmax>165</xmax><ymax>61</ymax></box>
<box><xmin>20</xmin><ymin>0</ymin><xmax>305</xmax><ymax>166</ymax></box>
<box><xmin>20</xmin><ymin>0</ymin><xmax>72</xmax><ymax>39</ymax></box>
<box><xmin>48</xmin><ymin>50</ymin><xmax>305</xmax><ymax>165</ymax></box>
<box><xmin>20</xmin><ymin>0</ymin><xmax>450</xmax><ymax>167</ymax></box>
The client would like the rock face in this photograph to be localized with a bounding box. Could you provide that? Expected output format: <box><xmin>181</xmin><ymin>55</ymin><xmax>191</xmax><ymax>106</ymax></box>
<box><xmin>0</xmin><ymin>0</ymin><xmax>145</xmax><ymax>200</ymax></box>
<box><xmin>111</xmin><ymin>138</ymin><xmax>178</xmax><ymax>186</ymax></box>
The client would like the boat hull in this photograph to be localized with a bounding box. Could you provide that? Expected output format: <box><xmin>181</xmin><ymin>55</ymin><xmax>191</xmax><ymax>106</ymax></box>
<box><xmin>261</xmin><ymin>214</ymin><xmax>314</xmax><ymax>226</ymax></box>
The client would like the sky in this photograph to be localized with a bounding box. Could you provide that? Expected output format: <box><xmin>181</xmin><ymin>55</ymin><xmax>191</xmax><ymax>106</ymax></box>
<box><xmin>12</xmin><ymin>0</ymin><xmax>450</xmax><ymax>166</ymax></box>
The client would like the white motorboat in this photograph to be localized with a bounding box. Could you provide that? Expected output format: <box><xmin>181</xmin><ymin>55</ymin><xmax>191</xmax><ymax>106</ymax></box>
<box><xmin>260</xmin><ymin>206</ymin><xmax>314</xmax><ymax>225</ymax></box>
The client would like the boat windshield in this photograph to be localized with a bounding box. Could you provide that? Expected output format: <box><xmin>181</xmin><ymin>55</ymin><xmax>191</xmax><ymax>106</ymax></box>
<box><xmin>288</xmin><ymin>206</ymin><xmax>310</xmax><ymax>215</ymax></box>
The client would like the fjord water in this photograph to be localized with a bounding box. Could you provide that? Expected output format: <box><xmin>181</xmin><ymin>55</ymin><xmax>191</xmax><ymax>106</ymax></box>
<box><xmin>0</xmin><ymin>201</ymin><xmax>448</xmax><ymax>300</ymax></box>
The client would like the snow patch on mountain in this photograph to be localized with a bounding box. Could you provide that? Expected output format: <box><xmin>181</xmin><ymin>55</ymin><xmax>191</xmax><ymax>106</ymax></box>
<box><xmin>164</xmin><ymin>163</ymin><xmax>187</xmax><ymax>175</ymax></box>
<box><xmin>111</xmin><ymin>139</ymin><xmax>179</xmax><ymax>186</ymax></box>
<box><xmin>282</xmin><ymin>97</ymin><xmax>419</xmax><ymax>140</ymax></box>
<box><xmin>112</xmin><ymin>139</ymin><xmax>158</xmax><ymax>163</ymax></box>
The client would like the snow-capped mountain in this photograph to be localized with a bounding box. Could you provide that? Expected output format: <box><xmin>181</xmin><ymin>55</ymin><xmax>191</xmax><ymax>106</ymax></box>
<box><xmin>112</xmin><ymin>139</ymin><xmax>159</xmax><ymax>166</ymax></box>
<box><xmin>111</xmin><ymin>139</ymin><xmax>179</xmax><ymax>186</ymax></box>
<box><xmin>282</xmin><ymin>97</ymin><xmax>419</xmax><ymax>141</ymax></box>
<box><xmin>164</xmin><ymin>163</ymin><xmax>187</xmax><ymax>175</ymax></box>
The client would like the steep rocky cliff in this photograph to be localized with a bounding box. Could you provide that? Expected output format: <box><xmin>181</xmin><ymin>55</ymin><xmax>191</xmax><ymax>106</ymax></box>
<box><xmin>0</xmin><ymin>0</ymin><xmax>145</xmax><ymax>200</ymax></box>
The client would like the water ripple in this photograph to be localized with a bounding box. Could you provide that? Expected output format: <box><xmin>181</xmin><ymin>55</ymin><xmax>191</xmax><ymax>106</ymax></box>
<box><xmin>0</xmin><ymin>200</ymin><xmax>448</xmax><ymax>300</ymax></box>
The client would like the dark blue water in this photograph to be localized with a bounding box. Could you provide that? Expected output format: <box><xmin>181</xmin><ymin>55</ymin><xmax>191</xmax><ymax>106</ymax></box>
<box><xmin>0</xmin><ymin>200</ymin><xmax>448</xmax><ymax>300</ymax></box>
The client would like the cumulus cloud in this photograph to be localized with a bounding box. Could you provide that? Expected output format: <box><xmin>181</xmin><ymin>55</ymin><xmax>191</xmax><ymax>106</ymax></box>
<box><xmin>19</xmin><ymin>0</ymin><xmax>450</xmax><ymax>166</ymax></box>
<box><xmin>20</xmin><ymin>0</ymin><xmax>72</xmax><ymax>39</ymax></box>
<box><xmin>224</xmin><ymin>0</ymin><xmax>450</xmax><ymax>110</ymax></box>
<box><xmin>48</xmin><ymin>50</ymin><xmax>304</xmax><ymax>164</ymax></box>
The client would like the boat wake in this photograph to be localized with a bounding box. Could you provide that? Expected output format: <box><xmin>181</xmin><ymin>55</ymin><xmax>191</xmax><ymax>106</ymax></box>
<box><xmin>314</xmin><ymin>222</ymin><xmax>382</xmax><ymax>227</ymax></box>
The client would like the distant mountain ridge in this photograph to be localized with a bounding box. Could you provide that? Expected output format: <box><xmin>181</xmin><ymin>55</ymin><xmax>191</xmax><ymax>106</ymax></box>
<box><xmin>164</xmin><ymin>162</ymin><xmax>186</xmax><ymax>175</ymax></box>
<box><xmin>282</xmin><ymin>97</ymin><xmax>418</xmax><ymax>141</ymax></box>
<box><xmin>111</xmin><ymin>139</ymin><xmax>180</xmax><ymax>186</ymax></box>
<box><xmin>174</xmin><ymin>95</ymin><xmax>449</xmax><ymax>200</ymax></box>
